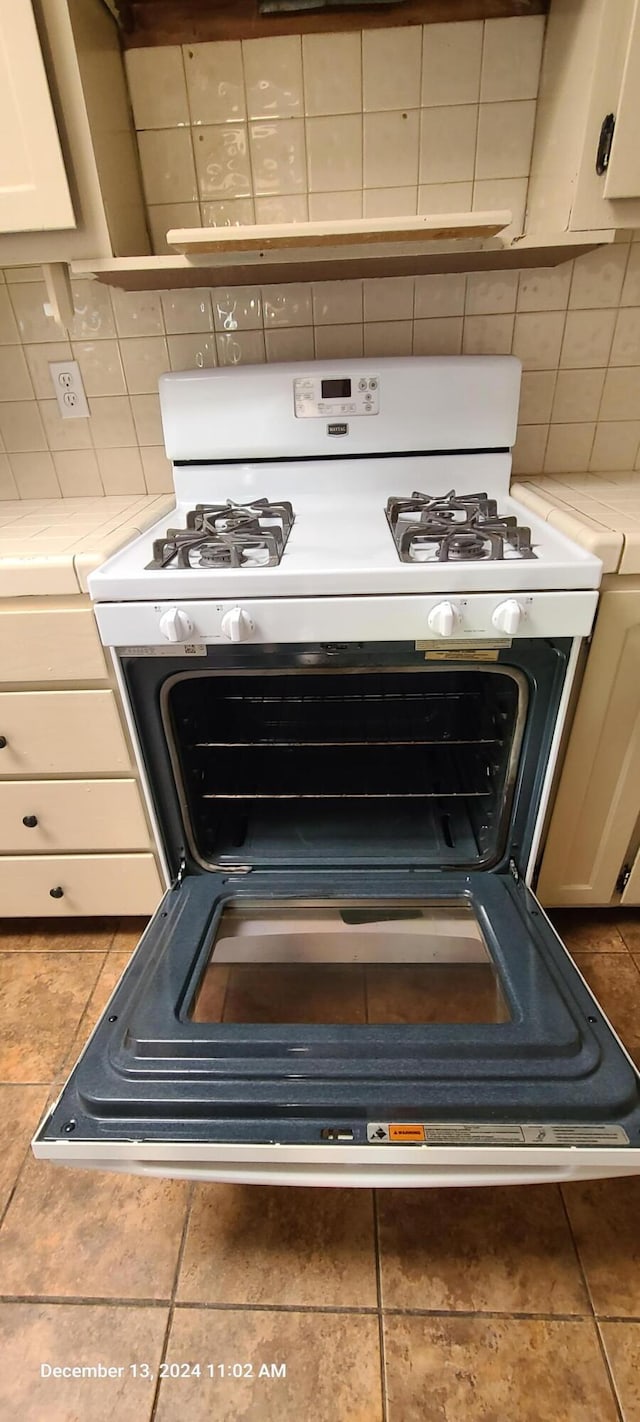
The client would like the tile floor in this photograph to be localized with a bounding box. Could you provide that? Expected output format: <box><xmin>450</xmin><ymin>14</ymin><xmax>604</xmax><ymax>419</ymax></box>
<box><xmin>0</xmin><ymin>910</ymin><xmax>639</xmax><ymax>1420</ymax></box>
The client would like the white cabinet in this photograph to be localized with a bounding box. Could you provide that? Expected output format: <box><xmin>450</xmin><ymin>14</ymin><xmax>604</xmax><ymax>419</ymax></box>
<box><xmin>527</xmin><ymin>0</ymin><xmax>640</xmax><ymax>235</ymax></box>
<box><xmin>0</xmin><ymin>1</ymin><xmax>74</xmax><ymax>234</ymax></box>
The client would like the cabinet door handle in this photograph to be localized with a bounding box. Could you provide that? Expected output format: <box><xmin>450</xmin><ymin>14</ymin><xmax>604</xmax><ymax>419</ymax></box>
<box><xmin>0</xmin><ymin>736</ymin><xmax>7</xmax><ymax>749</ymax></box>
<box><xmin>23</xmin><ymin>815</ymin><xmax>38</xmax><ymax>828</ymax></box>
<box><xmin>49</xmin><ymin>886</ymin><xmax>64</xmax><ymax>899</ymax></box>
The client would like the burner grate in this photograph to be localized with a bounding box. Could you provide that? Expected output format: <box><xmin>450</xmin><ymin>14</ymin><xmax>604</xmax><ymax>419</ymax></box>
<box><xmin>387</xmin><ymin>490</ymin><xmax>536</xmax><ymax>563</ymax></box>
<box><xmin>147</xmin><ymin>498</ymin><xmax>294</xmax><ymax>570</ymax></box>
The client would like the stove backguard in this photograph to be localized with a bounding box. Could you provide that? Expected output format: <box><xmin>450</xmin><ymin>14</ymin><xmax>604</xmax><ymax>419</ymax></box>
<box><xmin>122</xmin><ymin>640</ymin><xmax>571</xmax><ymax>878</ymax></box>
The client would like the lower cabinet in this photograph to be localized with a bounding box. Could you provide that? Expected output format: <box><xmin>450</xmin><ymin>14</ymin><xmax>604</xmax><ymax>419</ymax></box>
<box><xmin>0</xmin><ymin>779</ymin><xmax>150</xmax><ymax>854</ymax></box>
<box><xmin>537</xmin><ymin>578</ymin><xmax>640</xmax><ymax>907</ymax></box>
<box><xmin>0</xmin><ymin>854</ymin><xmax>163</xmax><ymax>916</ymax></box>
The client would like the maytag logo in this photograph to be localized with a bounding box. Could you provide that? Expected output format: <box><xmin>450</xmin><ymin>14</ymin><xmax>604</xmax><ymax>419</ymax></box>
<box><xmin>327</xmin><ymin>421</ymin><xmax>348</xmax><ymax>436</ymax></box>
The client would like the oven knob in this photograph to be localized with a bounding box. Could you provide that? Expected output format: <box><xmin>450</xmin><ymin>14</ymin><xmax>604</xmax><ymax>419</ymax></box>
<box><xmin>159</xmin><ymin>607</ymin><xmax>194</xmax><ymax>643</ymax></box>
<box><xmin>491</xmin><ymin>599</ymin><xmax>524</xmax><ymax>636</ymax></box>
<box><xmin>220</xmin><ymin>606</ymin><xmax>254</xmax><ymax>642</ymax></box>
<box><xmin>427</xmin><ymin>601</ymin><xmax>459</xmax><ymax>638</ymax></box>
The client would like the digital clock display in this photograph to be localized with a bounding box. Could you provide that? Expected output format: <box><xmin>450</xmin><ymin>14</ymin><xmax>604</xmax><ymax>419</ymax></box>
<box><xmin>321</xmin><ymin>378</ymin><xmax>351</xmax><ymax>398</ymax></box>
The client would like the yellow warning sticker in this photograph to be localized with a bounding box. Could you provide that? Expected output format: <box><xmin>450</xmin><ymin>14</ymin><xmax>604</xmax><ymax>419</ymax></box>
<box><xmin>389</xmin><ymin>1124</ymin><xmax>426</xmax><ymax>1142</ymax></box>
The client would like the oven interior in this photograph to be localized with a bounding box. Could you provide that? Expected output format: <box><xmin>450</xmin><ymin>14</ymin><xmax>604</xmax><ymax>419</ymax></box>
<box><xmin>163</xmin><ymin>666</ymin><xmax>527</xmax><ymax>871</ymax></box>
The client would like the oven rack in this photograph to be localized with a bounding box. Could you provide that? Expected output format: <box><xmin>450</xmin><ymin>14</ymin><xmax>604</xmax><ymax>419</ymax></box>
<box><xmin>196</xmin><ymin>743</ymin><xmax>495</xmax><ymax>799</ymax></box>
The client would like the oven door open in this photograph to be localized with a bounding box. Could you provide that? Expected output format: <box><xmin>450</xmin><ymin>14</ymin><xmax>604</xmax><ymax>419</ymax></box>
<box><xmin>34</xmin><ymin>866</ymin><xmax>640</xmax><ymax>1187</ymax></box>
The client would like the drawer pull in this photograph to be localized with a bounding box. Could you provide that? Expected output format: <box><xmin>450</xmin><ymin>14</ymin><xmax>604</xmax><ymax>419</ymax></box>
<box><xmin>22</xmin><ymin>815</ymin><xmax>38</xmax><ymax>828</ymax></box>
<box><xmin>49</xmin><ymin>886</ymin><xmax>64</xmax><ymax>899</ymax></box>
<box><xmin>0</xmin><ymin>736</ymin><xmax>7</xmax><ymax>749</ymax></box>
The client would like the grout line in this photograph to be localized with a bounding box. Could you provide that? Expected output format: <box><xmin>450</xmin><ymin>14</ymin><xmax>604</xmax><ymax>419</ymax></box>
<box><xmin>0</xmin><ymin>1295</ymin><xmax>610</xmax><ymax>1319</ymax></box>
<box><xmin>373</xmin><ymin>1191</ymin><xmax>389</xmax><ymax>1422</ymax></box>
<box><xmin>558</xmin><ymin>1185</ymin><xmax>598</xmax><ymax>1323</ymax></box>
<box><xmin>594</xmin><ymin>1318</ymin><xmax>626</xmax><ymax>1422</ymax></box>
<box><xmin>149</xmin><ymin>1181</ymin><xmax>194</xmax><ymax>1422</ymax></box>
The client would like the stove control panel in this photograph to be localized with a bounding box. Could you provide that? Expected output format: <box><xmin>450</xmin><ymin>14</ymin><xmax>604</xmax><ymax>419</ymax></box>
<box><xmin>294</xmin><ymin>374</ymin><xmax>380</xmax><ymax>419</ymax></box>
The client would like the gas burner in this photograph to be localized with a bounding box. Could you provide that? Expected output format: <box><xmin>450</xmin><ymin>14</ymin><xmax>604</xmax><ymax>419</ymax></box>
<box><xmin>386</xmin><ymin>490</ymin><xmax>536</xmax><ymax>564</ymax></box>
<box><xmin>147</xmin><ymin>499</ymin><xmax>294</xmax><ymax>571</ymax></box>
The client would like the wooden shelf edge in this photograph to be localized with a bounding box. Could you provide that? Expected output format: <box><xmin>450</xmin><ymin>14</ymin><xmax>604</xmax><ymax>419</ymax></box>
<box><xmin>165</xmin><ymin>212</ymin><xmax>512</xmax><ymax>254</ymax></box>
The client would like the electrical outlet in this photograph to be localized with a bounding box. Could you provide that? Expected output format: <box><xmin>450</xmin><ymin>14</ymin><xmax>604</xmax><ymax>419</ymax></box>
<box><xmin>48</xmin><ymin>360</ymin><xmax>90</xmax><ymax>419</ymax></box>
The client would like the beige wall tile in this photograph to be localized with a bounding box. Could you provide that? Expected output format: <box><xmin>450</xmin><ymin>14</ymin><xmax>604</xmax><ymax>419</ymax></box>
<box><xmin>130</xmin><ymin>394</ymin><xmax>164</xmax><ymax>446</ymax></box>
<box><xmin>600</xmin><ymin>366</ymin><xmax>640</xmax><ymax>420</ymax></box>
<box><xmin>481</xmin><ymin>15</ymin><xmax>545</xmax><ymax>102</ymax></box>
<box><xmin>517</xmin><ymin>264</ymin><xmax>573</xmax><ymax>312</ymax></box>
<box><xmin>70</xmin><ymin>281</ymin><xmax>116</xmax><ymax>341</ymax></box>
<box><xmin>213</xmin><ymin>287</ymin><xmax>262</xmax><ymax>332</ymax></box>
<box><xmin>161</xmin><ymin>289</ymin><xmax>213</xmax><ymax>335</ymax></box>
<box><xmin>511</xmin><ymin>423</ymin><xmax>548</xmax><ymax>475</ymax></box>
<box><xmin>364</xmin><ymin>188</ymin><xmax>417</xmax><ymax>218</ymax></box>
<box><xmin>167</xmin><ymin>333</ymin><xmax>217</xmax><ymax>370</ymax></box>
<box><xmin>138</xmin><ymin>129</ymin><xmax>198</xmax><ymax>204</ymax></box>
<box><xmin>551</xmin><ymin>369</ymin><xmax>606</xmax><ymax>423</ymax></box>
<box><xmin>9</xmin><ymin>452</ymin><xmax>60</xmax><ymax>498</ymax></box>
<box><xmin>466</xmin><ymin>271</ymin><xmax>518</xmax><ymax>315</ymax></box>
<box><xmin>72</xmin><ymin>340</ymin><xmax>126</xmax><ymax>397</ymax></box>
<box><xmin>307</xmin><ymin>115</ymin><xmax>363</xmax><ymax>194</ymax></box>
<box><xmin>119</xmin><ymin>337</ymin><xmax>170</xmax><ymax>395</ymax></box>
<box><xmin>544</xmin><ymin>423</ymin><xmax>596</xmax><ymax>473</ymax></box>
<box><xmin>422</xmin><ymin>22</ymin><xmax>482</xmax><ymax>107</ymax></box>
<box><xmin>97</xmin><ymin>447</ymin><xmax>146</xmax><ymax>495</ymax></box>
<box><xmin>141</xmin><ymin>446</ymin><xmax>173</xmax><ymax>493</ymax></box>
<box><xmin>0</xmin><ymin>401</ymin><xmax>46</xmax><ymax>452</ymax></box>
<box><xmin>475</xmin><ymin>100</ymin><xmax>536</xmax><ymax>181</ymax></box>
<box><xmin>472</xmin><ymin>177</ymin><xmax>527</xmax><ymax>240</ymax></box>
<box><xmin>0</xmin><ymin>453</ymin><xmax>19</xmax><ymax>499</ymax></box>
<box><xmin>363</xmin><ymin>28</ymin><xmax>421</xmax><ymax>112</ymax></box>
<box><xmin>364</xmin><ymin>320</ymin><xmax>413</xmax><ymax>356</ymax></box>
<box><xmin>193</xmin><ymin>125</ymin><xmax>251</xmax><ymax>200</ymax></box>
<box><xmin>148</xmin><ymin>203</ymin><xmax>202</xmax><ymax>255</ymax></box>
<box><xmin>3</xmin><ymin>266</ymin><xmax>44</xmax><ymax>283</ymax></box>
<box><xmin>590</xmin><ymin>421</ymin><xmax>640</xmax><ymax>471</ymax></box>
<box><xmin>53</xmin><ymin>450</ymin><xmax>103</xmax><ymax>496</ymax></box>
<box><xmin>312</xmin><ymin>281</ymin><xmax>363</xmax><ymax>326</ymax></box>
<box><xmin>183</xmin><ymin>41</ymin><xmax>245</xmax><ymax>125</ymax></box>
<box><xmin>88</xmin><ymin>396</ymin><xmax>137</xmax><ymax>448</ymax></box>
<box><xmin>8</xmin><ymin>282</ymin><xmax>64</xmax><ymax>343</ymax></box>
<box><xmin>0</xmin><ymin>289</ymin><xmax>20</xmax><ymax>344</ymax></box>
<box><xmin>363</xmin><ymin>277</ymin><xmax>414</xmax><ymax>323</ymax></box>
<box><xmin>561</xmin><ymin>309</ymin><xmax>617</xmax><ymax>368</ymax></box>
<box><xmin>262</xmin><ymin>284</ymin><xmax>312</xmax><ymax>327</ymax></box>
<box><xmin>620</xmin><ymin>245</ymin><xmax>640</xmax><ymax>306</ymax></box>
<box><xmin>413</xmin><ymin>317</ymin><xmax>463</xmax><ymax>355</ymax></box>
<box><xmin>0</xmin><ymin>346</ymin><xmax>33</xmax><ymax>401</ymax></box>
<box><xmin>418</xmin><ymin>182</ymin><xmax>473</xmax><ymax>215</ymax></box>
<box><xmin>249</xmin><ymin>119</ymin><xmax>306</xmax><ymax>196</ymax></box>
<box><xmin>111</xmin><ymin>290</ymin><xmax>164</xmax><ymax>339</ymax></box>
<box><xmin>242</xmin><ymin>35</ymin><xmax>303</xmax><ymax>119</ymax></box>
<box><xmin>302</xmin><ymin>32</ymin><xmax>361</xmax><ymax>117</ymax></box>
<box><xmin>200</xmin><ymin>197</ymin><xmax>254</xmax><ymax>226</ymax></box>
<box><xmin>308</xmin><ymin>191</ymin><xmax>362</xmax><ymax>219</ymax></box>
<box><xmin>24</xmin><ymin>342</ymin><xmax>72</xmax><ymax>399</ymax></box>
<box><xmin>254</xmin><ymin>194</ymin><xmax>308</xmax><ymax>223</ymax></box>
<box><xmin>38</xmin><ymin>400</ymin><xmax>92</xmax><ymax>451</ymax></box>
<box><xmin>125</xmin><ymin>47</ymin><xmax>189</xmax><ymax>129</ymax></box>
<box><xmin>314</xmin><ymin>324</ymin><xmax>364</xmax><ymax>359</ymax></box>
<box><xmin>216</xmin><ymin>331</ymin><xmax>265</xmax><ymax>365</ymax></box>
<box><xmin>265</xmin><ymin>326</ymin><xmax>314</xmax><ymax>361</ymax></box>
<box><xmin>415</xmin><ymin>274</ymin><xmax>466</xmax><ymax>319</ymax></box>
<box><xmin>518</xmin><ymin>370</ymin><xmax>556</xmax><ymax>424</ymax></box>
<box><xmin>419</xmin><ymin>107</ymin><xmax>477</xmax><ymax>185</ymax></box>
<box><xmin>463</xmin><ymin>313</ymin><xmax>514</xmax><ymax>354</ymax></box>
<box><xmin>512</xmin><ymin>310</ymin><xmax>565</xmax><ymax>370</ymax></box>
<box><xmin>610</xmin><ymin>308</ymin><xmax>640</xmax><ymax>366</ymax></box>
<box><xmin>364</xmin><ymin>111</ymin><xmax>420</xmax><ymax>190</ymax></box>
<box><xmin>569</xmin><ymin>246</ymin><xmax>629</xmax><ymax>310</ymax></box>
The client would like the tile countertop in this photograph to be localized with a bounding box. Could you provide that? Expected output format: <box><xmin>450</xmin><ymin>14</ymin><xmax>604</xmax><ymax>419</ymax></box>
<box><xmin>512</xmin><ymin>473</ymin><xmax>640</xmax><ymax>576</ymax></box>
<box><xmin>0</xmin><ymin>495</ymin><xmax>174</xmax><ymax>597</ymax></box>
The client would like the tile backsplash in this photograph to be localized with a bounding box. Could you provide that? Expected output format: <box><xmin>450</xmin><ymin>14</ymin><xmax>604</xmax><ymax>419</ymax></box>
<box><xmin>125</xmin><ymin>18</ymin><xmax>545</xmax><ymax>250</ymax></box>
<box><xmin>2</xmin><ymin>240</ymin><xmax>640</xmax><ymax>500</ymax></box>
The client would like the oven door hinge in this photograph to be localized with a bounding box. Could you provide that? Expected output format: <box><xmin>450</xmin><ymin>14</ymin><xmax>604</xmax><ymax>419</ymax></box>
<box><xmin>616</xmin><ymin>863</ymin><xmax>631</xmax><ymax>894</ymax></box>
<box><xmin>172</xmin><ymin>854</ymin><xmax>187</xmax><ymax>891</ymax></box>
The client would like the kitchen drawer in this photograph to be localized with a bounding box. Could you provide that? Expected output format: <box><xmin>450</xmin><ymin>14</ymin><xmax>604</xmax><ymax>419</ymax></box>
<box><xmin>0</xmin><ymin>854</ymin><xmax>163</xmax><ymax>916</ymax></box>
<box><xmin>0</xmin><ymin>691</ymin><xmax>132</xmax><ymax>775</ymax></box>
<box><xmin>0</xmin><ymin>605</ymin><xmax>106</xmax><ymax>682</ymax></box>
<box><xmin>0</xmin><ymin>780</ymin><xmax>150</xmax><ymax>854</ymax></box>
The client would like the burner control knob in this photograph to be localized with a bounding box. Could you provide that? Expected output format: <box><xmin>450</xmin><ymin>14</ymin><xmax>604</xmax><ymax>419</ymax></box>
<box><xmin>491</xmin><ymin>599</ymin><xmax>524</xmax><ymax>636</ymax></box>
<box><xmin>427</xmin><ymin>601</ymin><xmax>459</xmax><ymax>638</ymax></box>
<box><xmin>220</xmin><ymin>606</ymin><xmax>254</xmax><ymax>643</ymax></box>
<box><xmin>159</xmin><ymin>607</ymin><xmax>195</xmax><ymax>643</ymax></box>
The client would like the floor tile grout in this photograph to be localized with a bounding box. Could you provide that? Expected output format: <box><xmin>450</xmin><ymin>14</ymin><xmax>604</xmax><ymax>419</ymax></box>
<box><xmin>149</xmin><ymin>1182</ymin><xmax>195</xmax><ymax>1422</ymax></box>
<box><xmin>372</xmin><ymin>1191</ymin><xmax>389</xmax><ymax>1422</ymax></box>
<box><xmin>593</xmin><ymin>1318</ymin><xmax>626</xmax><ymax>1422</ymax></box>
<box><xmin>1</xmin><ymin>1295</ymin><xmax>628</xmax><ymax>1319</ymax></box>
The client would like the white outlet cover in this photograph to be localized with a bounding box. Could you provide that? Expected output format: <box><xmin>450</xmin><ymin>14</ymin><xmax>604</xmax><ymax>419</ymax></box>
<box><xmin>48</xmin><ymin>359</ymin><xmax>89</xmax><ymax>419</ymax></box>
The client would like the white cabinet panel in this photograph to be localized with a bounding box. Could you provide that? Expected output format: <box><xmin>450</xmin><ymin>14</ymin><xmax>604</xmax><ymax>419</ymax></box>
<box><xmin>0</xmin><ymin>0</ymin><xmax>74</xmax><ymax>233</ymax></box>
<box><xmin>0</xmin><ymin>853</ymin><xmax>162</xmax><ymax>916</ymax></box>
<box><xmin>0</xmin><ymin>779</ymin><xmax>150</xmax><ymax>853</ymax></box>
<box><xmin>604</xmin><ymin>0</ymin><xmax>640</xmax><ymax>198</ymax></box>
<box><xmin>0</xmin><ymin>690</ymin><xmax>132</xmax><ymax>775</ymax></box>
<box><xmin>0</xmin><ymin>605</ymin><xmax>106</xmax><ymax>683</ymax></box>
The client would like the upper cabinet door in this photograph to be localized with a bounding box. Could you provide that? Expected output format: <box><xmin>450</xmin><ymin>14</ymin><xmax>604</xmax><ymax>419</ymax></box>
<box><xmin>0</xmin><ymin>0</ymin><xmax>75</xmax><ymax>233</ymax></box>
<box><xmin>603</xmin><ymin>0</ymin><xmax>640</xmax><ymax>198</ymax></box>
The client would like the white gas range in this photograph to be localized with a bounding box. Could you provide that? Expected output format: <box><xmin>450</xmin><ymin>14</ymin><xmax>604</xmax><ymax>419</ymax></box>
<box><xmin>34</xmin><ymin>357</ymin><xmax>640</xmax><ymax>1191</ymax></box>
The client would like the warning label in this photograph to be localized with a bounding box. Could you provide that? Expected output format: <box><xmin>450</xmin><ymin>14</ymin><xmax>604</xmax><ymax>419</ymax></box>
<box><xmin>366</xmin><ymin>1122</ymin><xmax>630</xmax><ymax>1146</ymax></box>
